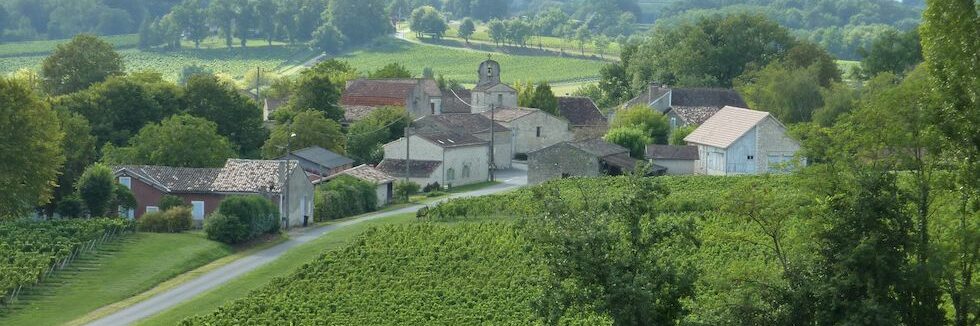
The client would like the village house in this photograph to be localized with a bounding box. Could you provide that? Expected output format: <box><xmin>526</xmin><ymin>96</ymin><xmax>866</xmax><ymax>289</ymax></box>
<box><xmin>645</xmin><ymin>144</ymin><xmax>699</xmax><ymax>175</ymax></box>
<box><xmin>558</xmin><ymin>96</ymin><xmax>609</xmax><ymax>140</ymax></box>
<box><xmin>379</xmin><ymin>130</ymin><xmax>490</xmax><ymax>187</ymax></box>
<box><xmin>341</xmin><ymin>78</ymin><xmax>442</xmax><ymax>118</ymax></box>
<box><xmin>278</xmin><ymin>146</ymin><xmax>354</xmax><ymax>180</ymax></box>
<box><xmin>480</xmin><ymin>107</ymin><xmax>573</xmax><ymax>157</ymax></box>
<box><xmin>413</xmin><ymin>113</ymin><xmax>513</xmax><ymax>169</ymax></box>
<box><xmin>114</xmin><ymin>159</ymin><xmax>315</xmax><ymax>228</ymax></box>
<box><xmin>528</xmin><ymin>139</ymin><xmax>654</xmax><ymax>185</ymax></box>
<box><xmin>623</xmin><ymin>84</ymin><xmax>748</xmax><ymax>128</ymax></box>
<box><xmin>684</xmin><ymin>106</ymin><xmax>802</xmax><ymax>175</ymax></box>
<box><xmin>323</xmin><ymin>165</ymin><xmax>395</xmax><ymax>207</ymax></box>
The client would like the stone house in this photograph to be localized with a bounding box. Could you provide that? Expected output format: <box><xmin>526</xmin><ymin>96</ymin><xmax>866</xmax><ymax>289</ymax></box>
<box><xmin>412</xmin><ymin>114</ymin><xmax>513</xmax><ymax>169</ymax></box>
<box><xmin>528</xmin><ymin>139</ymin><xmax>644</xmax><ymax>185</ymax></box>
<box><xmin>558</xmin><ymin>96</ymin><xmax>609</xmax><ymax>140</ymax></box>
<box><xmin>341</xmin><ymin>78</ymin><xmax>442</xmax><ymax>117</ymax></box>
<box><xmin>114</xmin><ymin>159</ymin><xmax>315</xmax><ymax>228</ymax></box>
<box><xmin>645</xmin><ymin>144</ymin><xmax>699</xmax><ymax>175</ymax></box>
<box><xmin>279</xmin><ymin>146</ymin><xmax>354</xmax><ymax>181</ymax></box>
<box><xmin>622</xmin><ymin>84</ymin><xmax>748</xmax><ymax>128</ymax></box>
<box><xmin>480</xmin><ymin>107</ymin><xmax>573</xmax><ymax>157</ymax></box>
<box><xmin>324</xmin><ymin>165</ymin><xmax>395</xmax><ymax>207</ymax></box>
<box><xmin>684</xmin><ymin>106</ymin><xmax>802</xmax><ymax>175</ymax></box>
<box><xmin>380</xmin><ymin>131</ymin><xmax>490</xmax><ymax>187</ymax></box>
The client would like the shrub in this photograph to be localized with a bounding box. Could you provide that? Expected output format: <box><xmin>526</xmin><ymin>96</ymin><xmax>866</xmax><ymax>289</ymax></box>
<box><xmin>314</xmin><ymin>190</ymin><xmax>344</xmax><ymax>222</ymax></box>
<box><xmin>56</xmin><ymin>195</ymin><xmax>85</xmax><ymax>218</ymax></box>
<box><xmin>159</xmin><ymin>195</ymin><xmax>187</xmax><ymax>211</ymax></box>
<box><xmin>314</xmin><ymin>176</ymin><xmax>379</xmax><ymax>222</ymax></box>
<box><xmin>422</xmin><ymin>182</ymin><xmax>442</xmax><ymax>193</ymax></box>
<box><xmin>218</xmin><ymin>196</ymin><xmax>280</xmax><ymax>239</ymax></box>
<box><xmin>426</xmin><ymin>191</ymin><xmax>447</xmax><ymax>198</ymax></box>
<box><xmin>394</xmin><ymin>180</ymin><xmax>420</xmax><ymax>201</ymax></box>
<box><xmin>138</xmin><ymin>206</ymin><xmax>193</xmax><ymax>233</ymax></box>
<box><xmin>204</xmin><ymin>212</ymin><xmax>249</xmax><ymax>244</ymax></box>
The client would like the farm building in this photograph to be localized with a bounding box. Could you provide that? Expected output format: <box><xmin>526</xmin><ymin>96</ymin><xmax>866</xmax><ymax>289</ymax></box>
<box><xmin>622</xmin><ymin>84</ymin><xmax>748</xmax><ymax>128</ymax></box>
<box><xmin>528</xmin><ymin>139</ymin><xmax>656</xmax><ymax>185</ymax></box>
<box><xmin>341</xmin><ymin>78</ymin><xmax>442</xmax><ymax>117</ymax></box>
<box><xmin>557</xmin><ymin>96</ymin><xmax>609</xmax><ymax>140</ymax></box>
<box><xmin>684</xmin><ymin>106</ymin><xmax>802</xmax><ymax>175</ymax></box>
<box><xmin>279</xmin><ymin>146</ymin><xmax>354</xmax><ymax>180</ymax></box>
<box><xmin>412</xmin><ymin>113</ymin><xmax>513</xmax><ymax>169</ymax></box>
<box><xmin>380</xmin><ymin>130</ymin><xmax>490</xmax><ymax>188</ymax></box>
<box><xmin>645</xmin><ymin>144</ymin><xmax>699</xmax><ymax>175</ymax></box>
<box><xmin>324</xmin><ymin>165</ymin><xmax>396</xmax><ymax>207</ymax></box>
<box><xmin>480</xmin><ymin>107</ymin><xmax>573</xmax><ymax>156</ymax></box>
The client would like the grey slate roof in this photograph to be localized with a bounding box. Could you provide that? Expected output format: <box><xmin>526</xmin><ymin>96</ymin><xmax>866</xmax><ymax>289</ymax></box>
<box><xmin>569</xmin><ymin>138</ymin><xmax>628</xmax><ymax>157</ymax></box>
<box><xmin>479</xmin><ymin>107</ymin><xmax>537</xmax><ymax>122</ymax></box>
<box><xmin>645</xmin><ymin>145</ymin><xmax>699</xmax><ymax>160</ymax></box>
<box><xmin>623</xmin><ymin>85</ymin><xmax>671</xmax><ymax>109</ymax></box>
<box><xmin>283</xmin><ymin>146</ymin><xmax>354</xmax><ymax>171</ymax></box>
<box><xmin>414</xmin><ymin>113</ymin><xmax>510</xmax><ymax>135</ymax></box>
<box><xmin>416</xmin><ymin>131</ymin><xmax>488</xmax><ymax>148</ymax></box>
<box><xmin>212</xmin><ymin>159</ymin><xmax>300</xmax><ymax>193</ymax></box>
<box><xmin>442</xmin><ymin>88</ymin><xmax>473</xmax><ymax>113</ymax></box>
<box><xmin>670</xmin><ymin>88</ymin><xmax>747</xmax><ymax>108</ymax></box>
<box><xmin>113</xmin><ymin>166</ymin><xmax>221</xmax><ymax>193</ymax></box>
<box><xmin>377</xmin><ymin>159</ymin><xmax>443</xmax><ymax>178</ymax></box>
<box><xmin>558</xmin><ymin>96</ymin><xmax>607</xmax><ymax>126</ymax></box>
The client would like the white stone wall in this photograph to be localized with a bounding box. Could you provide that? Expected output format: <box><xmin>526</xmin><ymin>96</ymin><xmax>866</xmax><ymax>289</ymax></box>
<box><xmin>652</xmin><ymin>159</ymin><xmax>695</xmax><ymax>175</ymax></box>
<box><xmin>284</xmin><ymin>166</ymin><xmax>315</xmax><ymax>228</ymax></box>
<box><xmin>374</xmin><ymin>183</ymin><xmax>390</xmax><ymax>207</ymax></box>
<box><xmin>755</xmin><ymin>117</ymin><xmax>801</xmax><ymax>173</ymax></box>
<box><xmin>694</xmin><ymin>145</ymin><xmax>728</xmax><ymax>176</ymax></box>
<box><xmin>505</xmin><ymin>111</ymin><xmax>573</xmax><ymax>154</ymax></box>
<box><xmin>472</xmin><ymin>85</ymin><xmax>518</xmax><ymax>112</ymax></box>
<box><xmin>473</xmin><ymin>130</ymin><xmax>513</xmax><ymax>169</ymax></box>
<box><xmin>443</xmin><ymin>145</ymin><xmax>490</xmax><ymax>187</ymax></box>
<box><xmin>383</xmin><ymin>135</ymin><xmax>445</xmax><ymax>161</ymax></box>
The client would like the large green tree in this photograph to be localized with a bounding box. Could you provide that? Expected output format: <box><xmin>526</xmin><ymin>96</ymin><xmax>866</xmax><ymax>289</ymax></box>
<box><xmin>610</xmin><ymin>105</ymin><xmax>670</xmax><ymax>145</ymax></box>
<box><xmin>41</xmin><ymin>34</ymin><xmax>124</xmax><ymax>95</ymax></box>
<box><xmin>262</xmin><ymin>110</ymin><xmax>346</xmax><ymax>158</ymax></box>
<box><xmin>183</xmin><ymin>74</ymin><xmax>268</xmax><ymax>158</ymax></box>
<box><xmin>0</xmin><ymin>78</ymin><xmax>65</xmax><ymax>219</ymax></box>
<box><xmin>859</xmin><ymin>28</ymin><xmax>922</xmax><ymax>78</ymax></box>
<box><xmin>102</xmin><ymin>115</ymin><xmax>237</xmax><ymax>168</ymax></box>
<box><xmin>50</xmin><ymin>110</ymin><xmax>98</xmax><ymax>214</ymax></box>
<box><xmin>346</xmin><ymin>106</ymin><xmax>409</xmax><ymax>164</ymax></box>
<box><xmin>736</xmin><ymin>63</ymin><xmax>825</xmax><ymax>124</ymax></box>
<box><xmin>208</xmin><ymin>0</ymin><xmax>236</xmax><ymax>48</ymax></box>
<box><xmin>603</xmin><ymin>127</ymin><xmax>651</xmax><ymax>158</ymax></box>
<box><xmin>326</xmin><ymin>0</ymin><xmax>391</xmax><ymax>45</ymax></box>
<box><xmin>369</xmin><ymin>63</ymin><xmax>413</xmax><ymax>79</ymax></box>
<box><xmin>172</xmin><ymin>0</ymin><xmax>210</xmax><ymax>48</ymax></box>
<box><xmin>288</xmin><ymin>67</ymin><xmax>343</xmax><ymax>121</ymax></box>
<box><xmin>920</xmin><ymin>1</ymin><xmax>980</xmax><ymax>324</ymax></box>
<box><xmin>76</xmin><ymin>164</ymin><xmax>115</xmax><ymax>217</ymax></box>
<box><xmin>409</xmin><ymin>6</ymin><xmax>447</xmax><ymax>39</ymax></box>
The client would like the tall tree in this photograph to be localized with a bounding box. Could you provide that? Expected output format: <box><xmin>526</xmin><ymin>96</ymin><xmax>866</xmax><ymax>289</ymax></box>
<box><xmin>326</xmin><ymin>0</ymin><xmax>391</xmax><ymax>45</ymax></box>
<box><xmin>528</xmin><ymin>82</ymin><xmax>558</xmax><ymax>115</ymax></box>
<box><xmin>369</xmin><ymin>63</ymin><xmax>413</xmax><ymax>79</ymax></box>
<box><xmin>859</xmin><ymin>28</ymin><xmax>922</xmax><ymax>78</ymax></box>
<box><xmin>172</xmin><ymin>0</ymin><xmax>209</xmax><ymax>48</ymax></box>
<box><xmin>736</xmin><ymin>63</ymin><xmax>825</xmax><ymax>124</ymax></box>
<box><xmin>610</xmin><ymin>105</ymin><xmax>670</xmax><ymax>145</ymax></box>
<box><xmin>183</xmin><ymin>74</ymin><xmax>268</xmax><ymax>158</ymax></box>
<box><xmin>61</xmin><ymin>75</ymin><xmax>181</xmax><ymax>147</ymax></box>
<box><xmin>41</xmin><ymin>34</ymin><xmax>124</xmax><ymax>95</ymax></box>
<box><xmin>102</xmin><ymin>115</ymin><xmax>238</xmax><ymax>168</ymax></box>
<box><xmin>262</xmin><ymin>110</ymin><xmax>346</xmax><ymax>158</ymax></box>
<box><xmin>49</xmin><ymin>110</ymin><xmax>98</xmax><ymax>215</ymax></box>
<box><xmin>208</xmin><ymin>0</ymin><xmax>237</xmax><ymax>48</ymax></box>
<box><xmin>311</xmin><ymin>23</ymin><xmax>345</xmax><ymax>54</ymax></box>
<box><xmin>234</xmin><ymin>0</ymin><xmax>256</xmax><ymax>48</ymax></box>
<box><xmin>603</xmin><ymin>127</ymin><xmax>650</xmax><ymax>158</ymax></box>
<box><xmin>0</xmin><ymin>78</ymin><xmax>65</xmax><ymax>219</ymax></box>
<box><xmin>458</xmin><ymin>17</ymin><xmax>475</xmax><ymax>44</ymax></box>
<box><xmin>255</xmin><ymin>0</ymin><xmax>278</xmax><ymax>45</ymax></box>
<box><xmin>920</xmin><ymin>1</ymin><xmax>980</xmax><ymax>324</ymax></box>
<box><xmin>289</xmin><ymin>68</ymin><xmax>343</xmax><ymax>121</ymax></box>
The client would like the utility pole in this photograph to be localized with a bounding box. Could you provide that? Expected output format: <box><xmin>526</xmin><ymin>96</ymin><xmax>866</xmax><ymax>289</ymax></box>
<box><xmin>488</xmin><ymin>103</ymin><xmax>495</xmax><ymax>182</ymax></box>
<box><xmin>404</xmin><ymin>122</ymin><xmax>411</xmax><ymax>202</ymax></box>
<box><xmin>282</xmin><ymin>130</ymin><xmax>294</xmax><ymax>230</ymax></box>
<box><xmin>254</xmin><ymin>67</ymin><xmax>261</xmax><ymax>102</ymax></box>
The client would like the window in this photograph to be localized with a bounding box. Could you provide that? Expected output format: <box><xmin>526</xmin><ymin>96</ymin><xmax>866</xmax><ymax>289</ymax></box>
<box><xmin>430</xmin><ymin>102</ymin><xmax>435</xmax><ymax>114</ymax></box>
<box><xmin>146</xmin><ymin>206</ymin><xmax>159</xmax><ymax>213</ymax></box>
<box><xmin>747</xmin><ymin>155</ymin><xmax>754</xmax><ymax>160</ymax></box>
<box><xmin>670</xmin><ymin>117</ymin><xmax>677</xmax><ymax>128</ymax></box>
<box><xmin>536</xmin><ymin>126</ymin><xmax>542</xmax><ymax>137</ymax></box>
<box><xmin>462</xmin><ymin>165</ymin><xmax>470</xmax><ymax>178</ymax></box>
<box><xmin>497</xmin><ymin>94</ymin><xmax>503</xmax><ymax>106</ymax></box>
<box><xmin>447</xmin><ymin>168</ymin><xmax>455</xmax><ymax>181</ymax></box>
<box><xmin>118</xmin><ymin>176</ymin><xmax>132</xmax><ymax>189</ymax></box>
<box><xmin>191</xmin><ymin>201</ymin><xmax>205</xmax><ymax>220</ymax></box>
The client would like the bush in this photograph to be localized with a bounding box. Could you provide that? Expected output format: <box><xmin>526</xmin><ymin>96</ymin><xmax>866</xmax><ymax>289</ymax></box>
<box><xmin>314</xmin><ymin>176</ymin><xmax>379</xmax><ymax>222</ymax></box>
<box><xmin>314</xmin><ymin>190</ymin><xmax>344</xmax><ymax>222</ymax></box>
<box><xmin>204</xmin><ymin>212</ymin><xmax>249</xmax><ymax>244</ymax></box>
<box><xmin>138</xmin><ymin>206</ymin><xmax>193</xmax><ymax>233</ymax></box>
<box><xmin>426</xmin><ymin>191</ymin><xmax>447</xmax><ymax>198</ymax></box>
<box><xmin>159</xmin><ymin>195</ymin><xmax>187</xmax><ymax>211</ymax></box>
<box><xmin>394</xmin><ymin>180</ymin><xmax>420</xmax><ymax>201</ymax></box>
<box><xmin>217</xmin><ymin>196</ymin><xmax>280</xmax><ymax>239</ymax></box>
<box><xmin>422</xmin><ymin>182</ymin><xmax>442</xmax><ymax>193</ymax></box>
<box><xmin>56</xmin><ymin>195</ymin><xmax>85</xmax><ymax>218</ymax></box>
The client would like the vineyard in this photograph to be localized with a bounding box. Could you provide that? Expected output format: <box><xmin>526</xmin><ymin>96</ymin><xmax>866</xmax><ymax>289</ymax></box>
<box><xmin>0</xmin><ymin>218</ymin><xmax>134</xmax><ymax>306</ymax></box>
<box><xmin>180</xmin><ymin>223</ymin><xmax>561</xmax><ymax>325</ymax></box>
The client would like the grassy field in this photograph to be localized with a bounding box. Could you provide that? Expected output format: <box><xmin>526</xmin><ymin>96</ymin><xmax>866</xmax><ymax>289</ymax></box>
<box><xmin>0</xmin><ymin>232</ymin><xmax>232</xmax><ymax>326</ymax></box>
<box><xmin>340</xmin><ymin>38</ymin><xmax>604</xmax><ymax>84</ymax></box>
<box><xmin>441</xmin><ymin>23</ymin><xmax>624</xmax><ymax>58</ymax></box>
<box><xmin>136</xmin><ymin>212</ymin><xmax>417</xmax><ymax>326</ymax></box>
<box><xmin>0</xmin><ymin>34</ymin><xmax>139</xmax><ymax>58</ymax></box>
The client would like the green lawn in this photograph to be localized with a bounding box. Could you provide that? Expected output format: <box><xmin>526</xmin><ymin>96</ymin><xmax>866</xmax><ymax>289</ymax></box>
<box><xmin>0</xmin><ymin>232</ymin><xmax>233</xmax><ymax>326</ymax></box>
<box><xmin>136</xmin><ymin>212</ymin><xmax>417</xmax><ymax>326</ymax></box>
<box><xmin>441</xmin><ymin>23</ymin><xmax>623</xmax><ymax>58</ymax></box>
<box><xmin>0</xmin><ymin>34</ymin><xmax>139</xmax><ymax>58</ymax></box>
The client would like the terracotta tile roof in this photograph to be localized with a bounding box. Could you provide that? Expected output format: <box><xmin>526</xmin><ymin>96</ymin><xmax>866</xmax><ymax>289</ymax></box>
<box><xmin>212</xmin><ymin>159</ymin><xmax>300</xmax><ymax>193</ymax></box>
<box><xmin>415</xmin><ymin>131</ymin><xmax>488</xmax><ymax>148</ymax></box>
<box><xmin>480</xmin><ymin>107</ymin><xmax>537</xmax><ymax>122</ymax></box>
<box><xmin>284</xmin><ymin>146</ymin><xmax>354</xmax><ymax>170</ymax></box>
<box><xmin>377</xmin><ymin>159</ymin><xmax>443</xmax><ymax>178</ymax></box>
<box><xmin>645</xmin><ymin>145</ymin><xmax>699</xmax><ymax>160</ymax></box>
<box><xmin>684</xmin><ymin>106</ymin><xmax>771</xmax><ymax>149</ymax></box>
<box><xmin>327</xmin><ymin>164</ymin><xmax>395</xmax><ymax>184</ymax></box>
<box><xmin>442</xmin><ymin>88</ymin><xmax>473</xmax><ymax>113</ymax></box>
<box><xmin>414</xmin><ymin>113</ymin><xmax>509</xmax><ymax>135</ymax></box>
<box><xmin>340</xmin><ymin>79</ymin><xmax>441</xmax><ymax>108</ymax></box>
<box><xmin>558</xmin><ymin>96</ymin><xmax>607</xmax><ymax>126</ymax></box>
<box><xmin>113</xmin><ymin>166</ymin><xmax>221</xmax><ymax>193</ymax></box>
<box><xmin>670</xmin><ymin>106</ymin><xmax>724</xmax><ymax>125</ymax></box>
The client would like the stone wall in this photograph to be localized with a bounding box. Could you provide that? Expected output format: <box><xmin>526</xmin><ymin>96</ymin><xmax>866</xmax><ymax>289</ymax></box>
<box><xmin>507</xmin><ymin>111</ymin><xmax>573</xmax><ymax>154</ymax></box>
<box><xmin>528</xmin><ymin>143</ymin><xmax>600</xmax><ymax>185</ymax></box>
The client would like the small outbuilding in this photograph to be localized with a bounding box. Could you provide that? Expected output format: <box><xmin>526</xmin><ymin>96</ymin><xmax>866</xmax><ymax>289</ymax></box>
<box><xmin>528</xmin><ymin>139</ymin><xmax>650</xmax><ymax>185</ymax></box>
<box><xmin>279</xmin><ymin>146</ymin><xmax>354</xmax><ymax>180</ymax></box>
<box><xmin>645</xmin><ymin>144</ymin><xmax>699</xmax><ymax>175</ymax></box>
<box><xmin>684</xmin><ymin>106</ymin><xmax>802</xmax><ymax>175</ymax></box>
<box><xmin>324</xmin><ymin>165</ymin><xmax>396</xmax><ymax>207</ymax></box>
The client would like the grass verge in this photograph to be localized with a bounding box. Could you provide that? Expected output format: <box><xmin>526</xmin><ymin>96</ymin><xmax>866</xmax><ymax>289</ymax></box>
<box><xmin>135</xmin><ymin>212</ymin><xmax>417</xmax><ymax>326</ymax></box>
<box><xmin>0</xmin><ymin>232</ymin><xmax>233</xmax><ymax>326</ymax></box>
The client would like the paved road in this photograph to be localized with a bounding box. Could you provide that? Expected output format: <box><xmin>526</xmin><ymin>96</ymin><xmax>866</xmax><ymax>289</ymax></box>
<box><xmin>88</xmin><ymin>166</ymin><xmax>527</xmax><ymax>326</ymax></box>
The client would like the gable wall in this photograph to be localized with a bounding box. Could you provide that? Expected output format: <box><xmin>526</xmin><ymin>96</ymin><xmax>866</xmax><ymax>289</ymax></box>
<box><xmin>507</xmin><ymin>111</ymin><xmax>573</xmax><ymax>155</ymax></box>
<box><xmin>725</xmin><ymin>127</ymin><xmax>759</xmax><ymax>174</ymax></box>
<box><xmin>383</xmin><ymin>135</ymin><xmax>445</xmax><ymax>161</ymax></box>
<box><xmin>528</xmin><ymin>144</ymin><xmax>600</xmax><ymax>184</ymax></box>
<box><xmin>755</xmin><ymin>117</ymin><xmax>802</xmax><ymax>173</ymax></box>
